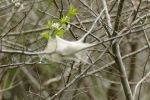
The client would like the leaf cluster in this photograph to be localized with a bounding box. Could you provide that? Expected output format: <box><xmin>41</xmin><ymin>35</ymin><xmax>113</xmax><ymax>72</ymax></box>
<box><xmin>41</xmin><ymin>5</ymin><xmax>77</xmax><ymax>40</ymax></box>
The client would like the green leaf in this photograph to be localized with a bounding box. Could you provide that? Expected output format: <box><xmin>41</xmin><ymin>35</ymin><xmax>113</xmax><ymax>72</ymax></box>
<box><xmin>67</xmin><ymin>5</ymin><xmax>77</xmax><ymax>17</ymax></box>
<box><xmin>41</xmin><ymin>32</ymin><xmax>50</xmax><ymax>40</ymax></box>
<box><xmin>53</xmin><ymin>28</ymin><xmax>65</xmax><ymax>37</ymax></box>
<box><xmin>47</xmin><ymin>19</ymin><xmax>53</xmax><ymax>28</ymax></box>
<box><xmin>60</xmin><ymin>16</ymin><xmax>70</xmax><ymax>24</ymax></box>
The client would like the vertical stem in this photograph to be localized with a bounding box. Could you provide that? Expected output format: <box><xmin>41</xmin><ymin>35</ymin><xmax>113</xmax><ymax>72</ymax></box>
<box><xmin>111</xmin><ymin>0</ymin><xmax>133</xmax><ymax>100</ymax></box>
<box><xmin>128</xmin><ymin>42</ymin><xmax>137</xmax><ymax>91</ymax></box>
<box><xmin>112</xmin><ymin>43</ymin><xmax>133</xmax><ymax>100</ymax></box>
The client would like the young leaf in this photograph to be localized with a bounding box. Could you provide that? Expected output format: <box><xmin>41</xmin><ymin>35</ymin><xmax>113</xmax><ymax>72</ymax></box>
<box><xmin>47</xmin><ymin>19</ymin><xmax>53</xmax><ymax>28</ymax></box>
<box><xmin>41</xmin><ymin>32</ymin><xmax>50</xmax><ymax>40</ymax></box>
<box><xmin>67</xmin><ymin>5</ymin><xmax>77</xmax><ymax>17</ymax></box>
<box><xmin>53</xmin><ymin>28</ymin><xmax>65</xmax><ymax>37</ymax></box>
<box><xmin>60</xmin><ymin>16</ymin><xmax>70</xmax><ymax>24</ymax></box>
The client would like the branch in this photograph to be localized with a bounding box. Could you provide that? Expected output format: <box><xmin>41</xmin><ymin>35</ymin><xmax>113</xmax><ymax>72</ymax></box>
<box><xmin>84</xmin><ymin>45</ymin><xmax>148</xmax><ymax>78</ymax></box>
<box><xmin>133</xmin><ymin>70</ymin><xmax>150</xmax><ymax>99</ymax></box>
<box><xmin>102</xmin><ymin>0</ymin><xmax>112</xmax><ymax>30</ymax></box>
<box><xmin>46</xmin><ymin>64</ymin><xmax>93</xmax><ymax>100</ymax></box>
<box><xmin>0</xmin><ymin>49</ymin><xmax>54</xmax><ymax>55</ymax></box>
<box><xmin>78</xmin><ymin>8</ymin><xmax>105</xmax><ymax>42</ymax></box>
<box><xmin>111</xmin><ymin>0</ymin><xmax>133</xmax><ymax>100</ymax></box>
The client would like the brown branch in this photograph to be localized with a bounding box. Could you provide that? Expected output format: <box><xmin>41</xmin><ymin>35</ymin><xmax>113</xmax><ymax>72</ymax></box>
<box><xmin>111</xmin><ymin>0</ymin><xmax>133</xmax><ymax>100</ymax></box>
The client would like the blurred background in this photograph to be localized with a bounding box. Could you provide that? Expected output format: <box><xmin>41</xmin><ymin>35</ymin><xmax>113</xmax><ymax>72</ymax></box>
<box><xmin>0</xmin><ymin>0</ymin><xmax>150</xmax><ymax>100</ymax></box>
